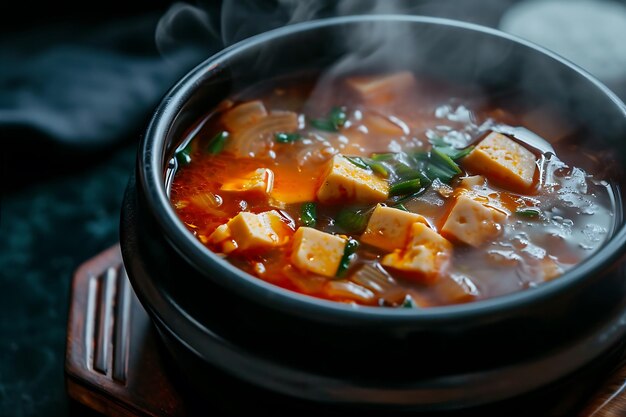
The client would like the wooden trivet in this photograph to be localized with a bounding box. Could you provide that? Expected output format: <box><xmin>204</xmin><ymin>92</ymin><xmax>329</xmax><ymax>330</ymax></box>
<box><xmin>64</xmin><ymin>245</ymin><xmax>626</xmax><ymax>417</ymax></box>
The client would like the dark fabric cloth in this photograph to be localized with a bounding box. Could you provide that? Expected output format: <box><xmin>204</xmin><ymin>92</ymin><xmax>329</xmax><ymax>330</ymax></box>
<box><xmin>0</xmin><ymin>13</ymin><xmax>205</xmax><ymax>148</ymax></box>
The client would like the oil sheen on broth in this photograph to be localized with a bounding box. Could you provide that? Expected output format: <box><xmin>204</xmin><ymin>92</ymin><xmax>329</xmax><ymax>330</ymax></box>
<box><xmin>169</xmin><ymin>72</ymin><xmax>617</xmax><ymax>308</ymax></box>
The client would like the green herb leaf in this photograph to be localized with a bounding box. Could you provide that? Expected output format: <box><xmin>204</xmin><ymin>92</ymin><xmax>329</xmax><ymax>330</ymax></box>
<box><xmin>390</xmin><ymin>178</ymin><xmax>422</xmax><ymax>196</ymax></box>
<box><xmin>207</xmin><ymin>131</ymin><xmax>229</xmax><ymax>154</ymax></box>
<box><xmin>300</xmin><ymin>202</ymin><xmax>317</xmax><ymax>227</ymax></box>
<box><xmin>516</xmin><ymin>207</ymin><xmax>542</xmax><ymax>218</ymax></box>
<box><xmin>336</xmin><ymin>238</ymin><xmax>359</xmax><ymax>277</ymax></box>
<box><xmin>336</xmin><ymin>209</ymin><xmax>369</xmax><ymax>234</ymax></box>
<box><xmin>275</xmin><ymin>132</ymin><xmax>302</xmax><ymax>143</ymax></box>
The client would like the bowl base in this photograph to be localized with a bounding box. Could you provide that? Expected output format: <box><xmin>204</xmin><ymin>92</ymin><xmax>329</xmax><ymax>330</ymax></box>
<box><xmin>65</xmin><ymin>244</ymin><xmax>626</xmax><ymax>417</ymax></box>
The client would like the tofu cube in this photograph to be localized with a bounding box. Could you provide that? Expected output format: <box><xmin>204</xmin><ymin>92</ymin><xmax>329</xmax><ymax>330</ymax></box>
<box><xmin>361</xmin><ymin>204</ymin><xmax>428</xmax><ymax>252</ymax></box>
<box><xmin>290</xmin><ymin>227</ymin><xmax>346</xmax><ymax>278</ymax></box>
<box><xmin>382</xmin><ymin>222</ymin><xmax>452</xmax><ymax>283</ymax></box>
<box><xmin>208</xmin><ymin>210</ymin><xmax>291</xmax><ymax>253</ymax></box>
<box><xmin>221</xmin><ymin>168</ymin><xmax>274</xmax><ymax>196</ymax></box>
<box><xmin>462</xmin><ymin>132</ymin><xmax>537</xmax><ymax>191</ymax></box>
<box><xmin>346</xmin><ymin>72</ymin><xmax>416</xmax><ymax>105</ymax></box>
<box><xmin>441</xmin><ymin>194</ymin><xmax>507</xmax><ymax>247</ymax></box>
<box><xmin>316</xmin><ymin>154</ymin><xmax>389</xmax><ymax>204</ymax></box>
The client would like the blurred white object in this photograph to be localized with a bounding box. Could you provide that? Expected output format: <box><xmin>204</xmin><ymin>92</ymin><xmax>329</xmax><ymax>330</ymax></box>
<box><xmin>499</xmin><ymin>0</ymin><xmax>626</xmax><ymax>86</ymax></box>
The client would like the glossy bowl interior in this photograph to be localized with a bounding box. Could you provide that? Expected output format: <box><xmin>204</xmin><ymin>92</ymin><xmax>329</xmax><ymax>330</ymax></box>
<box><xmin>122</xmin><ymin>15</ymin><xmax>626</xmax><ymax>409</ymax></box>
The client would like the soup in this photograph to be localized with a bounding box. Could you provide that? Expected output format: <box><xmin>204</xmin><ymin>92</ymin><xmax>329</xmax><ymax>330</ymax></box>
<box><xmin>169</xmin><ymin>72</ymin><xmax>617</xmax><ymax>308</ymax></box>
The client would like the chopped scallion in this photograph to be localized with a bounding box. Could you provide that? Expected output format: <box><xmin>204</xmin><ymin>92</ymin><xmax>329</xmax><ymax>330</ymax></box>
<box><xmin>394</xmin><ymin>203</ymin><xmax>409</xmax><ymax>212</ymax></box>
<box><xmin>310</xmin><ymin>106</ymin><xmax>348</xmax><ymax>132</ymax></box>
<box><xmin>207</xmin><ymin>131</ymin><xmax>229</xmax><ymax>154</ymax></box>
<box><xmin>344</xmin><ymin>156</ymin><xmax>370</xmax><ymax>170</ymax></box>
<box><xmin>310</xmin><ymin>118</ymin><xmax>336</xmax><ymax>132</ymax></box>
<box><xmin>336</xmin><ymin>238</ymin><xmax>359</xmax><ymax>277</ymax></box>
<box><xmin>275</xmin><ymin>132</ymin><xmax>301</xmax><ymax>143</ymax></box>
<box><xmin>434</xmin><ymin>144</ymin><xmax>474</xmax><ymax>161</ymax></box>
<box><xmin>366</xmin><ymin>160</ymin><xmax>389</xmax><ymax>178</ymax></box>
<box><xmin>431</xmin><ymin>148</ymin><xmax>462</xmax><ymax>174</ymax></box>
<box><xmin>175</xmin><ymin>142</ymin><xmax>193</xmax><ymax>166</ymax></box>
<box><xmin>516</xmin><ymin>207</ymin><xmax>542</xmax><ymax>218</ymax></box>
<box><xmin>329</xmin><ymin>106</ymin><xmax>347</xmax><ymax>129</ymax></box>
<box><xmin>401</xmin><ymin>295</ymin><xmax>417</xmax><ymax>308</ymax></box>
<box><xmin>390</xmin><ymin>178</ymin><xmax>422</xmax><ymax>196</ymax></box>
<box><xmin>336</xmin><ymin>209</ymin><xmax>369</xmax><ymax>233</ymax></box>
<box><xmin>371</xmin><ymin>153</ymin><xmax>396</xmax><ymax>161</ymax></box>
<box><xmin>300</xmin><ymin>202</ymin><xmax>317</xmax><ymax>227</ymax></box>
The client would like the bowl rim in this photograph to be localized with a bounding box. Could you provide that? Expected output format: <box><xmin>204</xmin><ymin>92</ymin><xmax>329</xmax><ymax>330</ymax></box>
<box><xmin>138</xmin><ymin>14</ymin><xmax>626</xmax><ymax>324</ymax></box>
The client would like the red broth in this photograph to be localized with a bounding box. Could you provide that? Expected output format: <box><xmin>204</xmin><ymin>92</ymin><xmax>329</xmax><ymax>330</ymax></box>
<box><xmin>169</xmin><ymin>73</ymin><xmax>618</xmax><ymax>308</ymax></box>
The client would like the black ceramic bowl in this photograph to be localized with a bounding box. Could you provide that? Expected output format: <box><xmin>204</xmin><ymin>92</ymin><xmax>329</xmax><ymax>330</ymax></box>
<box><xmin>121</xmin><ymin>15</ymin><xmax>626</xmax><ymax>411</ymax></box>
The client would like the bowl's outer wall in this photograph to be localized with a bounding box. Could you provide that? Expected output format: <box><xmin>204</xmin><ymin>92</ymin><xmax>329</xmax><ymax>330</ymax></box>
<box><xmin>121</xmin><ymin>17</ymin><xmax>626</xmax><ymax>404</ymax></box>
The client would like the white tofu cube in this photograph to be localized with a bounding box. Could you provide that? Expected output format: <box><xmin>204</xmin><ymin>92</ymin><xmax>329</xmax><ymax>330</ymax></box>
<box><xmin>220</xmin><ymin>168</ymin><xmax>274</xmax><ymax>196</ymax></box>
<box><xmin>316</xmin><ymin>154</ymin><xmax>389</xmax><ymax>204</ymax></box>
<box><xmin>441</xmin><ymin>194</ymin><xmax>507</xmax><ymax>247</ymax></box>
<box><xmin>208</xmin><ymin>210</ymin><xmax>291</xmax><ymax>253</ymax></box>
<box><xmin>290</xmin><ymin>227</ymin><xmax>346</xmax><ymax>278</ymax></box>
<box><xmin>381</xmin><ymin>222</ymin><xmax>452</xmax><ymax>283</ymax></box>
<box><xmin>462</xmin><ymin>132</ymin><xmax>537</xmax><ymax>191</ymax></box>
<box><xmin>361</xmin><ymin>204</ymin><xmax>428</xmax><ymax>252</ymax></box>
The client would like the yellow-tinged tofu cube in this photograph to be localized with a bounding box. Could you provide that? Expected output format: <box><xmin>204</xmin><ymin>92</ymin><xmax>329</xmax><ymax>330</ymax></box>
<box><xmin>381</xmin><ymin>222</ymin><xmax>452</xmax><ymax>283</ymax></box>
<box><xmin>290</xmin><ymin>227</ymin><xmax>346</xmax><ymax>278</ymax></box>
<box><xmin>208</xmin><ymin>210</ymin><xmax>291</xmax><ymax>254</ymax></box>
<box><xmin>316</xmin><ymin>154</ymin><xmax>389</xmax><ymax>203</ymax></box>
<box><xmin>462</xmin><ymin>132</ymin><xmax>537</xmax><ymax>191</ymax></box>
<box><xmin>441</xmin><ymin>194</ymin><xmax>507</xmax><ymax>247</ymax></box>
<box><xmin>361</xmin><ymin>204</ymin><xmax>428</xmax><ymax>252</ymax></box>
<box><xmin>220</xmin><ymin>168</ymin><xmax>274</xmax><ymax>196</ymax></box>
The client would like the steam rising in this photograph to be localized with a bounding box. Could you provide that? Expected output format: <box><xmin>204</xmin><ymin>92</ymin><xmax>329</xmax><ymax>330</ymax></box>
<box><xmin>154</xmin><ymin>0</ymin><xmax>515</xmax><ymax>111</ymax></box>
<box><xmin>154</xmin><ymin>0</ymin><xmax>626</xmax><ymax>154</ymax></box>
<box><xmin>155</xmin><ymin>0</ymin><xmax>514</xmax><ymax>63</ymax></box>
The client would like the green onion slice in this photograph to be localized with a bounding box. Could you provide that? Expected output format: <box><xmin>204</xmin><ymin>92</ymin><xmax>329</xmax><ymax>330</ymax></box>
<box><xmin>300</xmin><ymin>202</ymin><xmax>317</xmax><ymax>227</ymax></box>
<box><xmin>175</xmin><ymin>141</ymin><xmax>193</xmax><ymax>166</ymax></box>
<box><xmin>344</xmin><ymin>156</ymin><xmax>370</xmax><ymax>170</ymax></box>
<box><xmin>207</xmin><ymin>131</ymin><xmax>229</xmax><ymax>154</ymax></box>
<box><xmin>389</xmin><ymin>178</ymin><xmax>422</xmax><ymax>196</ymax></box>
<box><xmin>275</xmin><ymin>132</ymin><xmax>301</xmax><ymax>143</ymax></box>
<box><xmin>336</xmin><ymin>209</ymin><xmax>369</xmax><ymax>234</ymax></box>
<box><xmin>336</xmin><ymin>238</ymin><xmax>359</xmax><ymax>277</ymax></box>
<box><xmin>516</xmin><ymin>207</ymin><xmax>542</xmax><ymax>218</ymax></box>
<box><xmin>310</xmin><ymin>106</ymin><xmax>348</xmax><ymax>132</ymax></box>
<box><xmin>401</xmin><ymin>295</ymin><xmax>417</xmax><ymax>308</ymax></box>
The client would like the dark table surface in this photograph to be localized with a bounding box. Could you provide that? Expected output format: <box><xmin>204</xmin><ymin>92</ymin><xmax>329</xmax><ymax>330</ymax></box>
<box><xmin>3</xmin><ymin>1</ymin><xmax>626</xmax><ymax>416</ymax></box>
